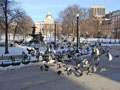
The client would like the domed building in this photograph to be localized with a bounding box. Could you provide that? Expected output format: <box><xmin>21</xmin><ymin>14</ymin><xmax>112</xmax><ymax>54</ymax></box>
<box><xmin>35</xmin><ymin>12</ymin><xmax>62</xmax><ymax>41</ymax></box>
<box><xmin>35</xmin><ymin>12</ymin><xmax>54</xmax><ymax>34</ymax></box>
<box><xmin>44</xmin><ymin>12</ymin><xmax>54</xmax><ymax>24</ymax></box>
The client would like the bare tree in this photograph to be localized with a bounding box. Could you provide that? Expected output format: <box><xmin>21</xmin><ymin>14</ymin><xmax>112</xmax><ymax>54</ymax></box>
<box><xmin>0</xmin><ymin>19</ymin><xmax>4</xmax><ymax>40</ymax></box>
<box><xmin>15</xmin><ymin>13</ymin><xmax>34</xmax><ymax>40</ymax></box>
<box><xmin>58</xmin><ymin>4</ymin><xmax>100</xmax><ymax>39</ymax></box>
<box><xmin>80</xmin><ymin>18</ymin><xmax>99</xmax><ymax>38</ymax></box>
<box><xmin>58</xmin><ymin>4</ymin><xmax>90</xmax><ymax>40</ymax></box>
<box><xmin>0</xmin><ymin>0</ymin><xmax>24</xmax><ymax>54</ymax></box>
<box><xmin>59</xmin><ymin>5</ymin><xmax>80</xmax><ymax>36</ymax></box>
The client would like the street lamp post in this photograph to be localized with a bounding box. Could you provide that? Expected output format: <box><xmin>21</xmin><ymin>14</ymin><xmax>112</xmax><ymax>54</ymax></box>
<box><xmin>86</xmin><ymin>31</ymin><xmax>88</xmax><ymax>43</ymax></box>
<box><xmin>76</xmin><ymin>14</ymin><xmax>79</xmax><ymax>50</ymax></box>
<box><xmin>54</xmin><ymin>23</ymin><xmax>57</xmax><ymax>49</ymax></box>
<box><xmin>115</xmin><ymin>28</ymin><xmax>118</xmax><ymax>43</ymax></box>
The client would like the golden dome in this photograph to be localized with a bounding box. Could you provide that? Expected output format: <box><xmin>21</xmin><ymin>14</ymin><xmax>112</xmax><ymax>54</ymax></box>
<box><xmin>44</xmin><ymin>12</ymin><xmax>54</xmax><ymax>24</ymax></box>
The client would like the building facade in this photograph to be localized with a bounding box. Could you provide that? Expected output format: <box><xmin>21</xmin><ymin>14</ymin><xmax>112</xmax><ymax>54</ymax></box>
<box><xmin>100</xmin><ymin>10</ymin><xmax>120</xmax><ymax>38</ymax></box>
<box><xmin>90</xmin><ymin>6</ymin><xmax>106</xmax><ymax>18</ymax></box>
<box><xmin>35</xmin><ymin>12</ymin><xmax>55</xmax><ymax>37</ymax></box>
<box><xmin>112</xmin><ymin>10</ymin><xmax>120</xmax><ymax>38</ymax></box>
<box><xmin>112</xmin><ymin>10</ymin><xmax>120</xmax><ymax>31</ymax></box>
<box><xmin>100</xmin><ymin>18</ymin><xmax>112</xmax><ymax>37</ymax></box>
<box><xmin>90</xmin><ymin>6</ymin><xmax>120</xmax><ymax>38</ymax></box>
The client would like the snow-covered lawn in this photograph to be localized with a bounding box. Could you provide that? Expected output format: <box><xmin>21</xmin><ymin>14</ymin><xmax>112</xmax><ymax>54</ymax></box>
<box><xmin>0</xmin><ymin>46</ymin><xmax>28</xmax><ymax>56</ymax></box>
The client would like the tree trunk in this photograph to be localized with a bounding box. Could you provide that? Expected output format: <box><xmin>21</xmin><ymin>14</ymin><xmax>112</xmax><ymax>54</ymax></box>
<box><xmin>13</xmin><ymin>23</ymin><xmax>18</xmax><ymax>42</ymax></box>
<box><xmin>72</xmin><ymin>22</ymin><xmax>75</xmax><ymax>41</ymax></box>
<box><xmin>22</xmin><ymin>35</ymin><xmax>25</xmax><ymax>41</ymax></box>
<box><xmin>5</xmin><ymin>24</ymin><xmax>9</xmax><ymax>54</ymax></box>
<box><xmin>13</xmin><ymin>32</ymin><xmax>16</xmax><ymax>41</ymax></box>
<box><xmin>0</xmin><ymin>34</ymin><xmax>1</xmax><ymax>40</ymax></box>
<box><xmin>4</xmin><ymin>0</ymin><xmax>9</xmax><ymax>54</ymax></box>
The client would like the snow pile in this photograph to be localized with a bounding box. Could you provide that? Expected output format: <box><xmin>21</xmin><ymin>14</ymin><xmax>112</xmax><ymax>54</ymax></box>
<box><xmin>0</xmin><ymin>62</ymin><xmax>42</xmax><ymax>71</ymax></box>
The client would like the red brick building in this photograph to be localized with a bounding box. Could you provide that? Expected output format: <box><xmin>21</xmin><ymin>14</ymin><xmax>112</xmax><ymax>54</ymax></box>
<box><xmin>100</xmin><ymin>10</ymin><xmax>120</xmax><ymax>38</ymax></box>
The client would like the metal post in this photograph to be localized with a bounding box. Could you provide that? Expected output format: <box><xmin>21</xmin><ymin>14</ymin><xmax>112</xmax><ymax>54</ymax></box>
<box><xmin>54</xmin><ymin>23</ymin><xmax>56</xmax><ymax>49</ymax></box>
<box><xmin>50</xmin><ymin>24</ymin><xmax>51</xmax><ymax>41</ymax></box>
<box><xmin>46</xmin><ymin>24</ymin><xmax>47</xmax><ymax>41</ymax></box>
<box><xmin>116</xmin><ymin>28</ymin><xmax>118</xmax><ymax>39</ymax></box>
<box><xmin>115</xmin><ymin>28</ymin><xmax>117</xmax><ymax>43</ymax></box>
<box><xmin>77</xmin><ymin>16</ymin><xmax>79</xmax><ymax>50</ymax></box>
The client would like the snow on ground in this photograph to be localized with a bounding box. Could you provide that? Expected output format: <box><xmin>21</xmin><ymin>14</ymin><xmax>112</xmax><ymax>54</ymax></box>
<box><xmin>0</xmin><ymin>62</ymin><xmax>41</xmax><ymax>71</ymax></box>
<box><xmin>1</xmin><ymin>37</ymin><xmax>120</xmax><ymax>57</ymax></box>
<box><xmin>1</xmin><ymin>37</ymin><xmax>120</xmax><ymax>71</ymax></box>
<box><xmin>0</xmin><ymin>46</ymin><xmax>28</xmax><ymax>56</ymax></box>
<box><xmin>0</xmin><ymin>42</ymin><xmax>44</xmax><ymax>71</ymax></box>
<box><xmin>1</xmin><ymin>33</ymin><xmax>24</xmax><ymax>41</ymax></box>
<box><xmin>101</xmin><ymin>44</ymin><xmax>120</xmax><ymax>46</ymax></box>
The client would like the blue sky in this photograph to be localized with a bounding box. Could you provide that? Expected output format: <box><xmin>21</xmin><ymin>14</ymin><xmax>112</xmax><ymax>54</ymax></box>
<box><xmin>16</xmin><ymin>0</ymin><xmax>120</xmax><ymax>23</ymax></box>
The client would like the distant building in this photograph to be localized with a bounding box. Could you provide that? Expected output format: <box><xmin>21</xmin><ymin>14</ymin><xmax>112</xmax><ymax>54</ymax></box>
<box><xmin>90</xmin><ymin>6</ymin><xmax>105</xmax><ymax>18</ymax></box>
<box><xmin>112</xmin><ymin>10</ymin><xmax>120</xmax><ymax>38</ymax></box>
<box><xmin>100</xmin><ymin>18</ymin><xmax>112</xmax><ymax>37</ymax></box>
<box><xmin>89</xmin><ymin>6</ymin><xmax>106</xmax><ymax>36</ymax></box>
<box><xmin>112</xmin><ymin>10</ymin><xmax>120</xmax><ymax>31</ymax></box>
<box><xmin>100</xmin><ymin>10</ymin><xmax>120</xmax><ymax>38</ymax></box>
<box><xmin>35</xmin><ymin>12</ymin><xmax>55</xmax><ymax>36</ymax></box>
<box><xmin>44</xmin><ymin>12</ymin><xmax>54</xmax><ymax>24</ymax></box>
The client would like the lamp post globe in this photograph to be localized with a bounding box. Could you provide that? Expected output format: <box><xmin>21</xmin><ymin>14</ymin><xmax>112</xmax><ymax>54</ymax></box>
<box><xmin>76</xmin><ymin>14</ymin><xmax>80</xmax><ymax>18</ymax></box>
